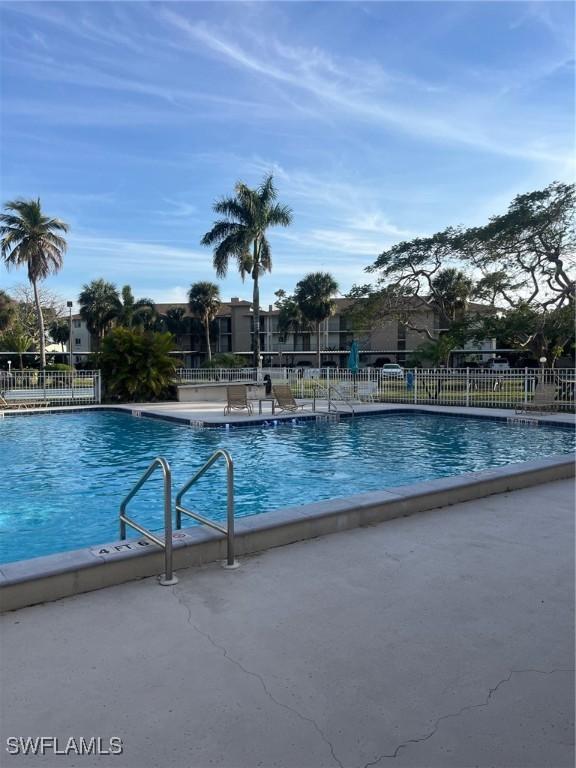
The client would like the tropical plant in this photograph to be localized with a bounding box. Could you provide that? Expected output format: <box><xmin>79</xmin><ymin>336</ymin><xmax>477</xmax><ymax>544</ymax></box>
<box><xmin>294</xmin><ymin>272</ymin><xmax>339</xmax><ymax>368</ymax></box>
<box><xmin>201</xmin><ymin>174</ymin><xmax>292</xmax><ymax>367</ymax></box>
<box><xmin>202</xmin><ymin>352</ymin><xmax>247</xmax><ymax>369</ymax></box>
<box><xmin>78</xmin><ymin>279</ymin><xmax>121</xmax><ymax>349</ymax></box>
<box><xmin>188</xmin><ymin>281</ymin><xmax>221</xmax><ymax>362</ymax></box>
<box><xmin>99</xmin><ymin>328</ymin><xmax>178</xmax><ymax>402</ymax></box>
<box><xmin>116</xmin><ymin>285</ymin><xmax>156</xmax><ymax>329</ymax></box>
<box><xmin>0</xmin><ymin>323</ymin><xmax>34</xmax><ymax>369</ymax></box>
<box><xmin>0</xmin><ymin>198</ymin><xmax>69</xmax><ymax>368</ymax></box>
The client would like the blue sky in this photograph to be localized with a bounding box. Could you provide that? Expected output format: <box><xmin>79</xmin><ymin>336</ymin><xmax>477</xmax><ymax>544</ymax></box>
<box><xmin>1</xmin><ymin>1</ymin><xmax>574</xmax><ymax>309</ymax></box>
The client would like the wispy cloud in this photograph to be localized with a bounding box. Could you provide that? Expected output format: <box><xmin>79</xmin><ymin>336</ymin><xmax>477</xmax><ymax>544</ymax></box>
<box><xmin>160</xmin><ymin>8</ymin><xmax>573</xmax><ymax>166</ymax></box>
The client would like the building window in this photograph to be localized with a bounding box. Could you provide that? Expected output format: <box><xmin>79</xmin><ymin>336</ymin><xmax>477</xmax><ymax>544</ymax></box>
<box><xmin>73</xmin><ymin>320</ymin><xmax>82</xmax><ymax>328</ymax></box>
<box><xmin>75</xmin><ymin>338</ymin><xmax>82</xmax><ymax>346</ymax></box>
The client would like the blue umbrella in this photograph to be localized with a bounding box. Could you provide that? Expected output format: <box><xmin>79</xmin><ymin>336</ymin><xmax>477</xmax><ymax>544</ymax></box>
<box><xmin>347</xmin><ymin>340</ymin><xmax>359</xmax><ymax>374</ymax></box>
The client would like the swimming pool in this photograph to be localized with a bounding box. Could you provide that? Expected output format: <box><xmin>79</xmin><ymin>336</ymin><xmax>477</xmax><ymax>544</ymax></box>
<box><xmin>0</xmin><ymin>410</ymin><xmax>573</xmax><ymax>564</ymax></box>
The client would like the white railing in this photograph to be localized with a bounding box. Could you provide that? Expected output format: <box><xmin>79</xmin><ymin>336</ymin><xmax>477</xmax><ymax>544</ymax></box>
<box><xmin>0</xmin><ymin>370</ymin><xmax>101</xmax><ymax>406</ymax></box>
<box><xmin>176</xmin><ymin>367</ymin><xmax>285</xmax><ymax>384</ymax></box>
<box><xmin>175</xmin><ymin>367</ymin><xmax>575</xmax><ymax>411</ymax></box>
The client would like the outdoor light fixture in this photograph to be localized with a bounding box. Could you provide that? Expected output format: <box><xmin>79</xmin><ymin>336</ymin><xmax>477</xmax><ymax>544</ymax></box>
<box><xmin>67</xmin><ymin>301</ymin><xmax>73</xmax><ymax>369</ymax></box>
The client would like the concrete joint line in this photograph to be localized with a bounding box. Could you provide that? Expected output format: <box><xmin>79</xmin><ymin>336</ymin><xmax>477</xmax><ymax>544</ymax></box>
<box><xmin>170</xmin><ymin>585</ymin><xmax>345</xmax><ymax>768</ymax></box>
<box><xmin>361</xmin><ymin>668</ymin><xmax>576</xmax><ymax>767</ymax></box>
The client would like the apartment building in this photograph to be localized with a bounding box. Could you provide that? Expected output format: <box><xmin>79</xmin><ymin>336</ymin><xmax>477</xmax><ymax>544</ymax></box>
<box><xmin>68</xmin><ymin>297</ymin><xmax>491</xmax><ymax>367</ymax></box>
<box><xmin>158</xmin><ymin>296</ymin><xmax>442</xmax><ymax>367</ymax></box>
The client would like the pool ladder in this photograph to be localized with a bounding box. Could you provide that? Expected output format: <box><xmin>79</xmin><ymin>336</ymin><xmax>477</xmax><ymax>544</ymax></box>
<box><xmin>119</xmin><ymin>449</ymin><xmax>237</xmax><ymax>586</ymax></box>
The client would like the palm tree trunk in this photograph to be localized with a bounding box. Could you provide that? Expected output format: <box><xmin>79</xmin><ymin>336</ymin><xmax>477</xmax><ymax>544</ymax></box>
<box><xmin>252</xmin><ymin>242</ymin><xmax>261</xmax><ymax>368</ymax></box>
<box><xmin>205</xmin><ymin>315</ymin><xmax>212</xmax><ymax>362</ymax></box>
<box><xmin>316</xmin><ymin>321</ymin><xmax>321</xmax><ymax>368</ymax></box>
<box><xmin>32</xmin><ymin>278</ymin><xmax>46</xmax><ymax>368</ymax></box>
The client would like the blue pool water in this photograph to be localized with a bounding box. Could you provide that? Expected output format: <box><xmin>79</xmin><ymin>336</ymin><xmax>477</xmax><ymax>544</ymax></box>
<box><xmin>0</xmin><ymin>410</ymin><xmax>573</xmax><ymax>563</ymax></box>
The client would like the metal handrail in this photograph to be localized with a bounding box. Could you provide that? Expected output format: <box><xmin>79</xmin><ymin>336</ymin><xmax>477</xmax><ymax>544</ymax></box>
<box><xmin>119</xmin><ymin>457</ymin><xmax>178</xmax><ymax>585</ymax></box>
<box><xmin>312</xmin><ymin>383</ymin><xmax>356</xmax><ymax>415</ymax></box>
<box><xmin>175</xmin><ymin>449</ymin><xmax>238</xmax><ymax>569</ymax></box>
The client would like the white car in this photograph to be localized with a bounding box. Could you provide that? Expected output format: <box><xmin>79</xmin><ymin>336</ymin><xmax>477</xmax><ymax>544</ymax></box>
<box><xmin>381</xmin><ymin>363</ymin><xmax>404</xmax><ymax>379</ymax></box>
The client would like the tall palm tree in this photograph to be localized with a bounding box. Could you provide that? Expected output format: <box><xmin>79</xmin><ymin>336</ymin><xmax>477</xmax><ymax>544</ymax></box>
<box><xmin>116</xmin><ymin>285</ymin><xmax>156</xmax><ymax>329</ymax></box>
<box><xmin>188</xmin><ymin>281</ymin><xmax>221</xmax><ymax>362</ymax></box>
<box><xmin>201</xmin><ymin>174</ymin><xmax>292</xmax><ymax>367</ymax></box>
<box><xmin>295</xmin><ymin>272</ymin><xmax>339</xmax><ymax>368</ymax></box>
<box><xmin>78</xmin><ymin>279</ymin><xmax>121</xmax><ymax>349</ymax></box>
<box><xmin>0</xmin><ymin>198</ymin><xmax>69</xmax><ymax>368</ymax></box>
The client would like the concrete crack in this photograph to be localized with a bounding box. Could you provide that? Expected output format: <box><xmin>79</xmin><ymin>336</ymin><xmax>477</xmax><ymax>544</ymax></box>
<box><xmin>171</xmin><ymin>585</ymin><xmax>345</xmax><ymax>768</ymax></box>
<box><xmin>362</xmin><ymin>667</ymin><xmax>575</xmax><ymax>768</ymax></box>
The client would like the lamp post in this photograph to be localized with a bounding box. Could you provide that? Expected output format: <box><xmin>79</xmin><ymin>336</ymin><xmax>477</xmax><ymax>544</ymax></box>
<box><xmin>7</xmin><ymin>359</ymin><xmax>11</xmax><ymax>376</ymax></box>
<box><xmin>67</xmin><ymin>301</ymin><xmax>73</xmax><ymax>369</ymax></box>
<box><xmin>539</xmin><ymin>356</ymin><xmax>547</xmax><ymax>384</ymax></box>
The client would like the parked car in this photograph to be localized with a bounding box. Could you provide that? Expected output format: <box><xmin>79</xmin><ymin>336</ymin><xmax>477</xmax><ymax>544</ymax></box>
<box><xmin>381</xmin><ymin>363</ymin><xmax>405</xmax><ymax>379</ymax></box>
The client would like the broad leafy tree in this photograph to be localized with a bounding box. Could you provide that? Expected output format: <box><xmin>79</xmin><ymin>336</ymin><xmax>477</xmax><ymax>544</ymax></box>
<box><xmin>349</xmin><ymin>182</ymin><xmax>575</xmax><ymax>361</ymax></box>
<box><xmin>274</xmin><ymin>289</ymin><xmax>310</xmax><ymax>352</ymax></box>
<box><xmin>49</xmin><ymin>319</ymin><xmax>70</xmax><ymax>351</ymax></box>
<box><xmin>294</xmin><ymin>272</ymin><xmax>339</xmax><ymax>368</ymax></box>
<box><xmin>201</xmin><ymin>174</ymin><xmax>292</xmax><ymax>367</ymax></box>
<box><xmin>188</xmin><ymin>281</ymin><xmax>221</xmax><ymax>363</ymax></box>
<box><xmin>0</xmin><ymin>289</ymin><xmax>15</xmax><ymax>331</ymax></box>
<box><xmin>0</xmin><ymin>198</ymin><xmax>69</xmax><ymax>368</ymax></box>
<box><xmin>460</xmin><ymin>182</ymin><xmax>575</xmax><ymax>310</ymax></box>
<box><xmin>78</xmin><ymin>279</ymin><xmax>121</xmax><ymax>349</ymax></box>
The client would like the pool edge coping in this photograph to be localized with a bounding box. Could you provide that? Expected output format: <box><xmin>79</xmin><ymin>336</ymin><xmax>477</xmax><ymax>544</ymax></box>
<box><xmin>1</xmin><ymin>452</ymin><xmax>574</xmax><ymax>612</ymax></box>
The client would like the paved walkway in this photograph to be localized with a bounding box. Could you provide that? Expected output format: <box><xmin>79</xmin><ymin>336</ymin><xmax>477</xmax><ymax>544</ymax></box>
<box><xmin>1</xmin><ymin>480</ymin><xmax>574</xmax><ymax>768</ymax></box>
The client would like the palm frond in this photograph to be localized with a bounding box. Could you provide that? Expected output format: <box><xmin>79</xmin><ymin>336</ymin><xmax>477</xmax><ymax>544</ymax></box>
<box><xmin>201</xmin><ymin>220</ymin><xmax>243</xmax><ymax>246</ymax></box>
<box><xmin>267</xmin><ymin>203</ymin><xmax>293</xmax><ymax>227</ymax></box>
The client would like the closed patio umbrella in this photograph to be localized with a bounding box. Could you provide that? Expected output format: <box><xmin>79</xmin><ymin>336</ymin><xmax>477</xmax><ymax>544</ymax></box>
<box><xmin>347</xmin><ymin>340</ymin><xmax>359</xmax><ymax>373</ymax></box>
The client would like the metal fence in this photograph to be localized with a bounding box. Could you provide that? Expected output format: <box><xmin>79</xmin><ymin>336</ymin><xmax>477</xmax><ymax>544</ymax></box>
<box><xmin>175</xmin><ymin>367</ymin><xmax>576</xmax><ymax>412</ymax></box>
<box><xmin>0</xmin><ymin>370</ymin><xmax>101</xmax><ymax>406</ymax></box>
<box><xmin>176</xmin><ymin>367</ymin><xmax>282</xmax><ymax>383</ymax></box>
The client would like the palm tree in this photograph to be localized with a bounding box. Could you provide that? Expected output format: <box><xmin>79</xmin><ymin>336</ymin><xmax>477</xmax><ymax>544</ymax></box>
<box><xmin>430</xmin><ymin>268</ymin><xmax>474</xmax><ymax>328</ymax></box>
<box><xmin>188</xmin><ymin>281</ymin><xmax>221</xmax><ymax>362</ymax></box>
<box><xmin>78</xmin><ymin>279</ymin><xmax>121</xmax><ymax>349</ymax></box>
<box><xmin>201</xmin><ymin>174</ymin><xmax>292</xmax><ymax>367</ymax></box>
<box><xmin>294</xmin><ymin>272</ymin><xmax>339</xmax><ymax>368</ymax></box>
<box><xmin>0</xmin><ymin>198</ymin><xmax>69</xmax><ymax>368</ymax></box>
<box><xmin>116</xmin><ymin>285</ymin><xmax>156</xmax><ymax>329</ymax></box>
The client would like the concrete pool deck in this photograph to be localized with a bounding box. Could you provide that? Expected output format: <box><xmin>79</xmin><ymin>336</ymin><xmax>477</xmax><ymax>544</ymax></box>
<box><xmin>0</xmin><ymin>479</ymin><xmax>574</xmax><ymax>768</ymax></box>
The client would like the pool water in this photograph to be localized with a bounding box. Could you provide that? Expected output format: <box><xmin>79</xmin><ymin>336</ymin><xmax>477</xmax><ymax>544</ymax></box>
<box><xmin>0</xmin><ymin>410</ymin><xmax>573</xmax><ymax>563</ymax></box>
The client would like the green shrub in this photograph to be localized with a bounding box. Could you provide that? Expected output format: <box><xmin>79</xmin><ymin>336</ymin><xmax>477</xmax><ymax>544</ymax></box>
<box><xmin>201</xmin><ymin>353</ymin><xmax>248</xmax><ymax>369</ymax></box>
<box><xmin>100</xmin><ymin>328</ymin><xmax>179</xmax><ymax>402</ymax></box>
<box><xmin>45</xmin><ymin>363</ymin><xmax>75</xmax><ymax>372</ymax></box>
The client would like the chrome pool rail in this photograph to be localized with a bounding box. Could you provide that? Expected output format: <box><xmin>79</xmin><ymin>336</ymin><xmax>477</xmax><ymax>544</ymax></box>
<box><xmin>175</xmin><ymin>448</ymin><xmax>238</xmax><ymax>569</ymax></box>
<box><xmin>311</xmin><ymin>382</ymin><xmax>356</xmax><ymax>416</ymax></box>
<box><xmin>119</xmin><ymin>456</ymin><xmax>178</xmax><ymax>585</ymax></box>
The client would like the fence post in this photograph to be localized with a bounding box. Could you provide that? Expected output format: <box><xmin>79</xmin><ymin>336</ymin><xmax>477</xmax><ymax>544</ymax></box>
<box><xmin>96</xmin><ymin>371</ymin><xmax>102</xmax><ymax>403</ymax></box>
<box><xmin>465</xmin><ymin>367</ymin><xmax>470</xmax><ymax>407</ymax></box>
<box><xmin>524</xmin><ymin>367</ymin><xmax>528</xmax><ymax>408</ymax></box>
<box><xmin>414</xmin><ymin>369</ymin><xmax>418</xmax><ymax>404</ymax></box>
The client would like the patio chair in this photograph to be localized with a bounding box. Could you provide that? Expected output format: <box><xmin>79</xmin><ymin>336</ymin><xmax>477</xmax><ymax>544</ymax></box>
<box><xmin>223</xmin><ymin>384</ymin><xmax>253</xmax><ymax>416</ymax></box>
<box><xmin>273</xmin><ymin>384</ymin><xmax>308</xmax><ymax>413</ymax></box>
<box><xmin>516</xmin><ymin>382</ymin><xmax>558</xmax><ymax>414</ymax></box>
<box><xmin>0</xmin><ymin>394</ymin><xmax>37</xmax><ymax>410</ymax></box>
